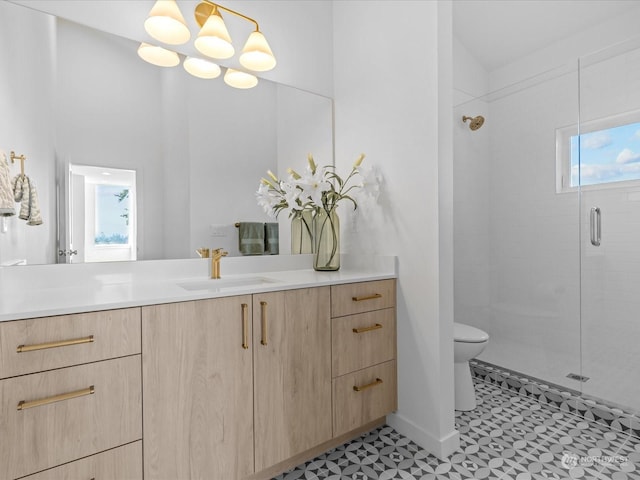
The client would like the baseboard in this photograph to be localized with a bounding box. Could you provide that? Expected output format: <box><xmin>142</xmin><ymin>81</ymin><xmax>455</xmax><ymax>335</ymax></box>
<box><xmin>386</xmin><ymin>412</ymin><xmax>460</xmax><ymax>460</ymax></box>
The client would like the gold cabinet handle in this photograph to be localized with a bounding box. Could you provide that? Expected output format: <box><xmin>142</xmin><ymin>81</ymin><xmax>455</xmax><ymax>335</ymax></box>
<box><xmin>17</xmin><ymin>385</ymin><xmax>95</xmax><ymax>411</ymax></box>
<box><xmin>352</xmin><ymin>323</ymin><xmax>383</xmax><ymax>334</ymax></box>
<box><xmin>260</xmin><ymin>301</ymin><xmax>268</xmax><ymax>346</ymax></box>
<box><xmin>351</xmin><ymin>293</ymin><xmax>382</xmax><ymax>302</ymax></box>
<box><xmin>353</xmin><ymin>378</ymin><xmax>383</xmax><ymax>392</ymax></box>
<box><xmin>241</xmin><ymin>304</ymin><xmax>249</xmax><ymax>349</ymax></box>
<box><xmin>17</xmin><ymin>335</ymin><xmax>94</xmax><ymax>353</ymax></box>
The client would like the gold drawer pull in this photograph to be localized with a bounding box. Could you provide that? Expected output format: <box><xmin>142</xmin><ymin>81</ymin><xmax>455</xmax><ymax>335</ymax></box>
<box><xmin>352</xmin><ymin>293</ymin><xmax>382</xmax><ymax>302</ymax></box>
<box><xmin>241</xmin><ymin>304</ymin><xmax>249</xmax><ymax>350</ymax></box>
<box><xmin>353</xmin><ymin>323</ymin><xmax>383</xmax><ymax>334</ymax></box>
<box><xmin>17</xmin><ymin>385</ymin><xmax>95</xmax><ymax>411</ymax></box>
<box><xmin>17</xmin><ymin>335</ymin><xmax>94</xmax><ymax>353</ymax></box>
<box><xmin>353</xmin><ymin>378</ymin><xmax>383</xmax><ymax>392</ymax></box>
<box><xmin>260</xmin><ymin>301</ymin><xmax>268</xmax><ymax>346</ymax></box>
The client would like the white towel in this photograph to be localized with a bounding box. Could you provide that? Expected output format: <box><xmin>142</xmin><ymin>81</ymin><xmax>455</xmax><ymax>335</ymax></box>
<box><xmin>0</xmin><ymin>151</ymin><xmax>15</xmax><ymax>216</ymax></box>
<box><xmin>12</xmin><ymin>174</ymin><xmax>43</xmax><ymax>226</ymax></box>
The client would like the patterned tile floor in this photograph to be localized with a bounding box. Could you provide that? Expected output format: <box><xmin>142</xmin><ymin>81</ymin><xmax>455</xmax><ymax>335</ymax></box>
<box><xmin>273</xmin><ymin>381</ymin><xmax>640</xmax><ymax>479</ymax></box>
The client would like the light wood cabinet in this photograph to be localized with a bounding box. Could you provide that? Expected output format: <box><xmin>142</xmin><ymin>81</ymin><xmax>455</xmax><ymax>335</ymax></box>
<box><xmin>252</xmin><ymin>287</ymin><xmax>332</xmax><ymax>472</ymax></box>
<box><xmin>0</xmin><ymin>308</ymin><xmax>140</xmax><ymax>379</ymax></box>
<box><xmin>142</xmin><ymin>296</ymin><xmax>254</xmax><ymax>480</ymax></box>
<box><xmin>331</xmin><ymin>279</ymin><xmax>396</xmax><ymax>318</ymax></box>
<box><xmin>332</xmin><ymin>307</ymin><xmax>396</xmax><ymax>377</ymax></box>
<box><xmin>331</xmin><ymin>279</ymin><xmax>397</xmax><ymax>438</ymax></box>
<box><xmin>3</xmin><ymin>277</ymin><xmax>397</xmax><ymax>480</ymax></box>
<box><xmin>333</xmin><ymin>360</ymin><xmax>397</xmax><ymax>436</ymax></box>
<box><xmin>0</xmin><ymin>355</ymin><xmax>142</xmax><ymax>479</ymax></box>
<box><xmin>21</xmin><ymin>441</ymin><xmax>142</xmax><ymax>480</ymax></box>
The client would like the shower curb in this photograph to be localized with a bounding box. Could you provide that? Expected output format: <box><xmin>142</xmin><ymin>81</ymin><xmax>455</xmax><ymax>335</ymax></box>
<box><xmin>470</xmin><ymin>359</ymin><xmax>640</xmax><ymax>439</ymax></box>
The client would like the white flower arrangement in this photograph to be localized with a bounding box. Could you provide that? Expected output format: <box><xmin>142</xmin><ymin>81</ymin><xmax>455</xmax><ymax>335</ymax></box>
<box><xmin>256</xmin><ymin>153</ymin><xmax>377</xmax><ymax>218</ymax></box>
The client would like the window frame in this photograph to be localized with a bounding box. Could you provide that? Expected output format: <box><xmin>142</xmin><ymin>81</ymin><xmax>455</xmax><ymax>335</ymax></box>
<box><xmin>556</xmin><ymin>109</ymin><xmax>640</xmax><ymax>193</ymax></box>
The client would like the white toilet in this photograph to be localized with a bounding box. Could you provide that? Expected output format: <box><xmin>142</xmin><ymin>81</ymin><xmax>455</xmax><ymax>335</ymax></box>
<box><xmin>454</xmin><ymin>322</ymin><xmax>489</xmax><ymax>411</ymax></box>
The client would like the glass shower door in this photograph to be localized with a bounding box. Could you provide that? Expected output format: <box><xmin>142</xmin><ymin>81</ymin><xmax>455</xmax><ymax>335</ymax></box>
<box><xmin>578</xmin><ymin>37</ymin><xmax>640</xmax><ymax>414</ymax></box>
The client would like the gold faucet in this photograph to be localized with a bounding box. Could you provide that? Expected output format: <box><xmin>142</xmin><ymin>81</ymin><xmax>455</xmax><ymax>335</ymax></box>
<box><xmin>196</xmin><ymin>248</ymin><xmax>210</xmax><ymax>258</ymax></box>
<box><xmin>211</xmin><ymin>248</ymin><xmax>228</xmax><ymax>279</ymax></box>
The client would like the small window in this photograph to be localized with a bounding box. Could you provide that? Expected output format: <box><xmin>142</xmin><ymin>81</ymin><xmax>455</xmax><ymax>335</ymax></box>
<box><xmin>556</xmin><ymin>110</ymin><xmax>640</xmax><ymax>192</ymax></box>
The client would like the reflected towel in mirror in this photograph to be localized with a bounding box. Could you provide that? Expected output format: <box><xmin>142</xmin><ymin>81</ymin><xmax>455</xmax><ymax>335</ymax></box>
<box><xmin>0</xmin><ymin>152</ymin><xmax>15</xmax><ymax>217</ymax></box>
<box><xmin>238</xmin><ymin>222</ymin><xmax>265</xmax><ymax>255</ymax></box>
<box><xmin>12</xmin><ymin>174</ymin><xmax>43</xmax><ymax>226</ymax></box>
<box><xmin>264</xmin><ymin>222</ymin><xmax>279</xmax><ymax>255</ymax></box>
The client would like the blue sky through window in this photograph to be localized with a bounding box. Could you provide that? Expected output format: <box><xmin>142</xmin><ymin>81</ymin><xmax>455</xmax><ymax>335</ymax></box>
<box><xmin>571</xmin><ymin>122</ymin><xmax>640</xmax><ymax>186</ymax></box>
<box><xmin>95</xmin><ymin>184</ymin><xmax>130</xmax><ymax>245</ymax></box>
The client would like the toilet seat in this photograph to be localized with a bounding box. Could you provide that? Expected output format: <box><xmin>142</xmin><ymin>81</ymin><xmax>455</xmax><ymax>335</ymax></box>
<box><xmin>454</xmin><ymin>322</ymin><xmax>489</xmax><ymax>343</ymax></box>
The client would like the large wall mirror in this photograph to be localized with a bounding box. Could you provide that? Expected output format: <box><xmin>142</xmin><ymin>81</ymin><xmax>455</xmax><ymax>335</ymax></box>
<box><xmin>0</xmin><ymin>1</ymin><xmax>333</xmax><ymax>266</ymax></box>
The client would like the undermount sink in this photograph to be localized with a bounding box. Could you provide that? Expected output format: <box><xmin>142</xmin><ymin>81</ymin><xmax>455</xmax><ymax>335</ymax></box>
<box><xmin>178</xmin><ymin>276</ymin><xmax>280</xmax><ymax>292</ymax></box>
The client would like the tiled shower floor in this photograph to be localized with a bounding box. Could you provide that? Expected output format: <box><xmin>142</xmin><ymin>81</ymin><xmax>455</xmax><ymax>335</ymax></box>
<box><xmin>274</xmin><ymin>381</ymin><xmax>640</xmax><ymax>479</ymax></box>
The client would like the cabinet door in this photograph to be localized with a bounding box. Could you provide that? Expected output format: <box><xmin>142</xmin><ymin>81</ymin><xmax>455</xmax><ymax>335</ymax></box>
<box><xmin>0</xmin><ymin>356</ymin><xmax>141</xmax><ymax>479</ymax></box>
<box><xmin>253</xmin><ymin>287</ymin><xmax>332</xmax><ymax>471</ymax></box>
<box><xmin>142</xmin><ymin>297</ymin><xmax>254</xmax><ymax>480</ymax></box>
<box><xmin>21</xmin><ymin>441</ymin><xmax>142</xmax><ymax>480</ymax></box>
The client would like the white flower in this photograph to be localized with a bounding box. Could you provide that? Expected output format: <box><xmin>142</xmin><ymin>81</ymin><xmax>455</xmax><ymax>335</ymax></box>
<box><xmin>279</xmin><ymin>181</ymin><xmax>302</xmax><ymax>217</ymax></box>
<box><xmin>281</xmin><ymin>181</ymin><xmax>300</xmax><ymax>206</ymax></box>
<box><xmin>296</xmin><ymin>165</ymin><xmax>331</xmax><ymax>206</ymax></box>
<box><xmin>255</xmin><ymin>182</ymin><xmax>280</xmax><ymax>217</ymax></box>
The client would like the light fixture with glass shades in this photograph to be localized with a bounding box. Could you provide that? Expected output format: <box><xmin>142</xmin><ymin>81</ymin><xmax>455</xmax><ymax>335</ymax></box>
<box><xmin>137</xmin><ymin>42</ymin><xmax>180</xmax><ymax>67</ymax></box>
<box><xmin>144</xmin><ymin>0</ymin><xmax>190</xmax><ymax>45</ymax></box>
<box><xmin>183</xmin><ymin>56</ymin><xmax>221</xmax><ymax>79</ymax></box>
<box><xmin>140</xmin><ymin>0</ymin><xmax>277</xmax><ymax>89</ymax></box>
<box><xmin>223</xmin><ymin>69</ymin><xmax>258</xmax><ymax>89</ymax></box>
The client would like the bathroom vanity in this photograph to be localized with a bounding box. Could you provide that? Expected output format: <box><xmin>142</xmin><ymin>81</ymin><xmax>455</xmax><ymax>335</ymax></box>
<box><xmin>0</xmin><ymin>256</ymin><xmax>396</xmax><ymax>479</ymax></box>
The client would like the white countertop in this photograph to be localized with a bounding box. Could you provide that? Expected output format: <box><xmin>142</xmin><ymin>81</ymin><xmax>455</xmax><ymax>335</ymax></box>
<box><xmin>0</xmin><ymin>255</ymin><xmax>397</xmax><ymax>322</ymax></box>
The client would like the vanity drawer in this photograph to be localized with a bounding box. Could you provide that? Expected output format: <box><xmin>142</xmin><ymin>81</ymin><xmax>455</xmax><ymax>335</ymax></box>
<box><xmin>331</xmin><ymin>280</ymin><xmax>396</xmax><ymax>318</ymax></box>
<box><xmin>332</xmin><ymin>308</ymin><xmax>396</xmax><ymax>378</ymax></box>
<box><xmin>0</xmin><ymin>308</ymin><xmax>141</xmax><ymax>379</ymax></box>
<box><xmin>21</xmin><ymin>441</ymin><xmax>142</xmax><ymax>480</ymax></box>
<box><xmin>332</xmin><ymin>360</ymin><xmax>397</xmax><ymax>437</ymax></box>
<box><xmin>0</xmin><ymin>355</ymin><xmax>142</xmax><ymax>479</ymax></box>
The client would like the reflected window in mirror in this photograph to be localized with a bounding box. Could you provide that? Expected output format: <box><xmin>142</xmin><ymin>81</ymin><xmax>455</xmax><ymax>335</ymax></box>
<box><xmin>68</xmin><ymin>165</ymin><xmax>137</xmax><ymax>263</ymax></box>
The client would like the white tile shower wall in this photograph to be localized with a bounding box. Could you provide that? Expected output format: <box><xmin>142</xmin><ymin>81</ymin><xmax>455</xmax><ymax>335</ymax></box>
<box><xmin>486</xmin><ymin>70</ymin><xmax>582</xmax><ymax>389</ymax></box>
<box><xmin>453</xmin><ymin>38</ymin><xmax>491</xmax><ymax>335</ymax></box>
<box><xmin>454</xmin><ymin>63</ymin><xmax>584</xmax><ymax>391</ymax></box>
<box><xmin>578</xmin><ymin>42</ymin><xmax>640</xmax><ymax>410</ymax></box>
<box><xmin>453</xmin><ymin>98</ymin><xmax>491</xmax><ymax>331</ymax></box>
<box><xmin>455</xmin><ymin>28</ymin><xmax>640</xmax><ymax>412</ymax></box>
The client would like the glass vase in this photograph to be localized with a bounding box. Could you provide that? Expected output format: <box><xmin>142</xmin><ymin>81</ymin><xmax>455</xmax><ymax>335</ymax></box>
<box><xmin>313</xmin><ymin>208</ymin><xmax>340</xmax><ymax>271</ymax></box>
<box><xmin>291</xmin><ymin>210</ymin><xmax>315</xmax><ymax>254</ymax></box>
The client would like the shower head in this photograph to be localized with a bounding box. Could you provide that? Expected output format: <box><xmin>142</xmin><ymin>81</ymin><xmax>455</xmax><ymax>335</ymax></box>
<box><xmin>462</xmin><ymin>115</ymin><xmax>485</xmax><ymax>131</ymax></box>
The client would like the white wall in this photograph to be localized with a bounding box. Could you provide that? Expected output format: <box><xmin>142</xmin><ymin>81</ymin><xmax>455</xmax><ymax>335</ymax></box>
<box><xmin>333</xmin><ymin>0</ymin><xmax>459</xmax><ymax>458</ymax></box>
<box><xmin>0</xmin><ymin>1</ymin><xmax>56</xmax><ymax>266</ymax></box>
<box><xmin>489</xmin><ymin>5</ymin><xmax>640</xmax><ymax>92</ymax></box>
<box><xmin>276</xmin><ymin>85</ymin><xmax>334</xmax><ymax>254</ymax></box>
<box><xmin>56</xmin><ymin>19</ymin><xmax>166</xmax><ymax>261</ymax></box>
<box><xmin>185</xmin><ymin>74</ymin><xmax>277</xmax><ymax>257</ymax></box>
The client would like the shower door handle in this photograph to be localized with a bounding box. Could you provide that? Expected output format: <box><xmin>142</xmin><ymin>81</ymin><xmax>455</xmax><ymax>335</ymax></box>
<box><xmin>590</xmin><ymin>207</ymin><xmax>601</xmax><ymax>247</ymax></box>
